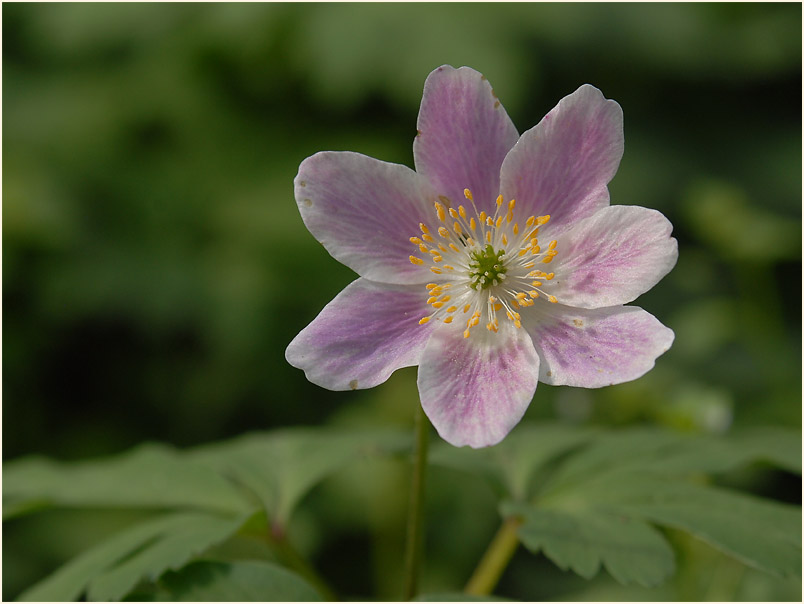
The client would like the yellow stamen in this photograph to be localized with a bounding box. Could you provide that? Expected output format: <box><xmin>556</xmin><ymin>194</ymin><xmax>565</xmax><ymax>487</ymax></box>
<box><xmin>409</xmin><ymin>255</ymin><xmax>424</xmax><ymax>265</ymax></box>
<box><xmin>548</xmin><ymin>295</ymin><xmax>558</xmax><ymax>303</ymax></box>
<box><xmin>469</xmin><ymin>217</ymin><xmax>477</xmax><ymax>231</ymax></box>
<box><xmin>434</xmin><ymin>202</ymin><xmax>446</xmax><ymax>222</ymax></box>
<box><xmin>444</xmin><ymin>316</ymin><xmax>454</xmax><ymax>324</ymax></box>
<box><xmin>419</xmin><ymin>317</ymin><xmax>430</xmax><ymax>325</ymax></box>
<box><xmin>496</xmin><ymin>195</ymin><xmax>503</xmax><ymax>207</ymax></box>
<box><xmin>464</xmin><ymin>188</ymin><xmax>473</xmax><ymax>201</ymax></box>
<box><xmin>459</xmin><ymin>205</ymin><xmax>467</xmax><ymax>219</ymax></box>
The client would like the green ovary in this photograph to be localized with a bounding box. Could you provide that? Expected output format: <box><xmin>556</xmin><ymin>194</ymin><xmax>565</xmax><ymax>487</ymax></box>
<box><xmin>468</xmin><ymin>244</ymin><xmax>507</xmax><ymax>290</ymax></box>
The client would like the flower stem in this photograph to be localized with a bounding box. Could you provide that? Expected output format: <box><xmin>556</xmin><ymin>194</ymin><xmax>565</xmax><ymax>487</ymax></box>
<box><xmin>403</xmin><ymin>402</ymin><xmax>430</xmax><ymax>600</ymax></box>
<box><xmin>464</xmin><ymin>516</ymin><xmax>522</xmax><ymax>596</ymax></box>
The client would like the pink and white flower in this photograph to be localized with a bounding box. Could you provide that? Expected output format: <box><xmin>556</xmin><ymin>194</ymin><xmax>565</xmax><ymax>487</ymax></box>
<box><xmin>286</xmin><ymin>65</ymin><xmax>677</xmax><ymax>448</ymax></box>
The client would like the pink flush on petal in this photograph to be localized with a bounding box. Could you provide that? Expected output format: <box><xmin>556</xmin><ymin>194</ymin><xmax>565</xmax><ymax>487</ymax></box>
<box><xmin>287</xmin><ymin>65</ymin><xmax>678</xmax><ymax>449</ymax></box>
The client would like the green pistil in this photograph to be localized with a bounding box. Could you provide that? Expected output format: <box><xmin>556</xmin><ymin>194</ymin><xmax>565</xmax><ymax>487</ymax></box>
<box><xmin>469</xmin><ymin>244</ymin><xmax>507</xmax><ymax>290</ymax></box>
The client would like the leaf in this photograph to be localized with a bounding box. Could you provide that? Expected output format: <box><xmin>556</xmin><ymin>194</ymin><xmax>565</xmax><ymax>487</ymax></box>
<box><xmin>596</xmin><ymin>476</ymin><xmax>801</xmax><ymax>579</ymax></box>
<box><xmin>503</xmin><ymin>502</ymin><xmax>675</xmax><ymax>587</ymax></box>
<box><xmin>493</xmin><ymin>425</ymin><xmax>802</xmax><ymax>586</ymax></box>
<box><xmin>86</xmin><ymin>512</ymin><xmax>251</xmax><ymax>601</ymax></box>
<box><xmin>4</xmin><ymin>443</ymin><xmax>252</xmax><ymax>518</ymax></box>
<box><xmin>153</xmin><ymin>559</ymin><xmax>322</xmax><ymax>601</ymax></box>
<box><xmin>188</xmin><ymin>428</ymin><xmax>410</xmax><ymax>524</ymax></box>
<box><xmin>429</xmin><ymin>423</ymin><xmax>597</xmax><ymax>500</ymax></box>
<box><xmin>17</xmin><ymin>512</ymin><xmax>245</xmax><ymax>601</ymax></box>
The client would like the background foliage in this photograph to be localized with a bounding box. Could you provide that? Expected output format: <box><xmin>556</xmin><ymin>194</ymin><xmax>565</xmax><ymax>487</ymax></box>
<box><xmin>3</xmin><ymin>2</ymin><xmax>801</xmax><ymax>601</ymax></box>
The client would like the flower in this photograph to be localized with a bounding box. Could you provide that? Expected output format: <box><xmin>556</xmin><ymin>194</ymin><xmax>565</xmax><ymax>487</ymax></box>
<box><xmin>286</xmin><ymin>65</ymin><xmax>677</xmax><ymax>448</ymax></box>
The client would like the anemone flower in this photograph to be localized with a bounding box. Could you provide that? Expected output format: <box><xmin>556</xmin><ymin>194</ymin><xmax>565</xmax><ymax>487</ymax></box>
<box><xmin>287</xmin><ymin>65</ymin><xmax>677</xmax><ymax>448</ymax></box>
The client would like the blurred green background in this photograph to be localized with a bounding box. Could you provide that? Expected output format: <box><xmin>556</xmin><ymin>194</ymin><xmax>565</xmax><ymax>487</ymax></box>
<box><xmin>3</xmin><ymin>2</ymin><xmax>801</xmax><ymax>601</ymax></box>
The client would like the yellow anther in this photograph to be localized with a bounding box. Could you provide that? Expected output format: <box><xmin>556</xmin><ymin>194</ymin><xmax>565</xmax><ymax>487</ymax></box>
<box><xmin>513</xmin><ymin>223</ymin><xmax>519</xmax><ymax>235</ymax></box>
<box><xmin>458</xmin><ymin>205</ymin><xmax>467</xmax><ymax>218</ymax></box>
<box><xmin>427</xmin><ymin>297</ymin><xmax>438</xmax><ymax>305</ymax></box>
<box><xmin>429</xmin><ymin>249</ymin><xmax>440</xmax><ymax>255</ymax></box>
<box><xmin>430</xmin><ymin>267</ymin><xmax>442</xmax><ymax>274</ymax></box>
<box><xmin>469</xmin><ymin>217</ymin><xmax>477</xmax><ymax>231</ymax></box>
<box><xmin>410</xmin><ymin>237</ymin><xmax>422</xmax><ymax>244</ymax></box>
<box><xmin>444</xmin><ymin>316</ymin><xmax>454</xmax><ymax>324</ymax></box>
<box><xmin>420</xmin><ymin>223</ymin><xmax>430</xmax><ymax>233</ymax></box>
<box><xmin>532</xmin><ymin>281</ymin><xmax>542</xmax><ymax>286</ymax></box>
<box><xmin>409</xmin><ymin>255</ymin><xmax>424</xmax><ymax>265</ymax></box>
<box><xmin>502</xmin><ymin>233</ymin><xmax>508</xmax><ymax>246</ymax></box>
<box><xmin>506</xmin><ymin>211</ymin><xmax>513</xmax><ymax>223</ymax></box>
<box><xmin>486</xmin><ymin>322</ymin><xmax>495</xmax><ymax>331</ymax></box>
<box><xmin>426</xmin><ymin>283</ymin><xmax>437</xmax><ymax>290</ymax></box>
<box><xmin>463</xmin><ymin>329</ymin><xmax>471</xmax><ymax>338</ymax></box>
<box><xmin>518</xmin><ymin>249</ymin><xmax>528</xmax><ymax>257</ymax></box>
<box><xmin>511</xmin><ymin>300</ymin><xmax>520</xmax><ymax>308</ymax></box>
<box><xmin>439</xmin><ymin>295</ymin><xmax>451</xmax><ymax>302</ymax></box>
<box><xmin>546</xmin><ymin>272</ymin><xmax>555</xmax><ymax>280</ymax></box>
<box><xmin>486</xmin><ymin>216</ymin><xmax>494</xmax><ymax>226</ymax></box>
<box><xmin>514</xmin><ymin>311</ymin><xmax>521</xmax><ymax>320</ymax></box>
<box><xmin>434</xmin><ymin>202</ymin><xmax>446</xmax><ymax>222</ymax></box>
<box><xmin>496</xmin><ymin>216</ymin><xmax>503</xmax><ymax>228</ymax></box>
<box><xmin>432</xmin><ymin>302</ymin><xmax>444</xmax><ymax>309</ymax></box>
<box><xmin>548</xmin><ymin>295</ymin><xmax>558</xmax><ymax>303</ymax></box>
<box><xmin>449</xmin><ymin>243</ymin><xmax>460</xmax><ymax>253</ymax></box>
<box><xmin>438</xmin><ymin>226</ymin><xmax>450</xmax><ymax>238</ymax></box>
<box><xmin>548</xmin><ymin>240</ymin><xmax>557</xmax><ymax>250</ymax></box>
<box><xmin>446</xmin><ymin>306</ymin><xmax>457</xmax><ymax>313</ymax></box>
<box><xmin>496</xmin><ymin>195</ymin><xmax>503</xmax><ymax>207</ymax></box>
<box><xmin>486</xmin><ymin>231</ymin><xmax>492</xmax><ymax>243</ymax></box>
<box><xmin>538</xmin><ymin>215</ymin><xmax>551</xmax><ymax>225</ymax></box>
<box><xmin>516</xmin><ymin>292</ymin><xmax>527</xmax><ymax>301</ymax></box>
<box><xmin>529</xmin><ymin>290</ymin><xmax>540</xmax><ymax>298</ymax></box>
<box><xmin>453</xmin><ymin>221</ymin><xmax>462</xmax><ymax>234</ymax></box>
<box><xmin>422</xmin><ymin>233</ymin><xmax>434</xmax><ymax>242</ymax></box>
<box><xmin>507</xmin><ymin>311</ymin><xmax>514</xmax><ymax>320</ymax></box>
<box><xmin>531</xmin><ymin>246</ymin><xmax>541</xmax><ymax>254</ymax></box>
<box><xmin>542</xmin><ymin>256</ymin><xmax>554</xmax><ymax>264</ymax></box>
<box><xmin>449</xmin><ymin>207</ymin><xmax>459</xmax><ymax>219</ymax></box>
<box><xmin>493</xmin><ymin>303</ymin><xmax>502</xmax><ymax>311</ymax></box>
<box><xmin>471</xmin><ymin>316</ymin><xmax>480</xmax><ymax>327</ymax></box>
<box><xmin>419</xmin><ymin>243</ymin><xmax>429</xmax><ymax>253</ymax></box>
<box><xmin>479</xmin><ymin>211</ymin><xmax>487</xmax><ymax>222</ymax></box>
<box><xmin>464</xmin><ymin>188</ymin><xmax>473</xmax><ymax>201</ymax></box>
<box><xmin>514</xmin><ymin>320</ymin><xmax>522</xmax><ymax>328</ymax></box>
<box><xmin>526</xmin><ymin>216</ymin><xmax>535</xmax><ymax>227</ymax></box>
<box><xmin>463</xmin><ymin>304</ymin><xmax>471</xmax><ymax>313</ymax></box>
<box><xmin>419</xmin><ymin>317</ymin><xmax>430</xmax><ymax>325</ymax></box>
<box><xmin>438</xmin><ymin>244</ymin><xmax>448</xmax><ymax>252</ymax></box>
<box><xmin>433</xmin><ymin>256</ymin><xmax>443</xmax><ymax>263</ymax></box>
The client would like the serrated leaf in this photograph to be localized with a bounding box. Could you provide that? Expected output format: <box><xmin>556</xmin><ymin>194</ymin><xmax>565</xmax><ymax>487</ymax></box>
<box><xmin>86</xmin><ymin>512</ymin><xmax>251</xmax><ymax>601</ymax></box>
<box><xmin>17</xmin><ymin>512</ymin><xmax>243</xmax><ymax>602</ymax></box>
<box><xmin>429</xmin><ymin>423</ymin><xmax>597</xmax><ymax>500</ymax></box>
<box><xmin>595</xmin><ymin>476</ymin><xmax>801</xmax><ymax>579</ymax></box>
<box><xmin>188</xmin><ymin>428</ymin><xmax>410</xmax><ymax>524</ymax></box>
<box><xmin>503</xmin><ymin>502</ymin><xmax>675</xmax><ymax>587</ymax></box>
<box><xmin>154</xmin><ymin>559</ymin><xmax>322</xmax><ymax>601</ymax></box>
<box><xmin>4</xmin><ymin>444</ymin><xmax>252</xmax><ymax>518</ymax></box>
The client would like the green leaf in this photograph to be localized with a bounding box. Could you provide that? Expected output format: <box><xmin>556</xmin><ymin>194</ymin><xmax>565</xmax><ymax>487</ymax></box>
<box><xmin>429</xmin><ymin>423</ymin><xmax>597</xmax><ymax>500</ymax></box>
<box><xmin>503</xmin><ymin>502</ymin><xmax>675</xmax><ymax>587</ymax></box>
<box><xmin>153</xmin><ymin>559</ymin><xmax>322</xmax><ymax>601</ymax></box>
<box><xmin>596</xmin><ymin>476</ymin><xmax>801</xmax><ymax>579</ymax></box>
<box><xmin>188</xmin><ymin>428</ymin><xmax>410</xmax><ymax>524</ymax></box>
<box><xmin>493</xmin><ymin>425</ymin><xmax>802</xmax><ymax>586</ymax></box>
<box><xmin>4</xmin><ymin>443</ymin><xmax>252</xmax><ymax>518</ymax></box>
<box><xmin>17</xmin><ymin>512</ymin><xmax>245</xmax><ymax>601</ymax></box>
<box><xmin>86</xmin><ymin>512</ymin><xmax>251</xmax><ymax>601</ymax></box>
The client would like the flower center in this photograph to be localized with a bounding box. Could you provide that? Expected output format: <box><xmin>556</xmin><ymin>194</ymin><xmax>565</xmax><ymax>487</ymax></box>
<box><xmin>409</xmin><ymin>188</ymin><xmax>559</xmax><ymax>338</ymax></box>
<box><xmin>469</xmin><ymin>244</ymin><xmax>507</xmax><ymax>290</ymax></box>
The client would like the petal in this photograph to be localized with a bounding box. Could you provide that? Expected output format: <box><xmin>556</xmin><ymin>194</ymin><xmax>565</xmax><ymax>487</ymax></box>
<box><xmin>413</xmin><ymin>65</ymin><xmax>519</xmax><ymax>213</ymax></box>
<box><xmin>500</xmin><ymin>84</ymin><xmax>623</xmax><ymax>233</ymax></box>
<box><xmin>295</xmin><ymin>151</ymin><xmax>438</xmax><ymax>284</ymax></box>
<box><xmin>417</xmin><ymin>322</ymin><xmax>540</xmax><ymax>448</ymax></box>
<box><xmin>548</xmin><ymin>205</ymin><xmax>678</xmax><ymax>308</ymax></box>
<box><xmin>286</xmin><ymin>278</ymin><xmax>435</xmax><ymax>390</ymax></box>
<box><xmin>525</xmin><ymin>304</ymin><xmax>674</xmax><ymax>388</ymax></box>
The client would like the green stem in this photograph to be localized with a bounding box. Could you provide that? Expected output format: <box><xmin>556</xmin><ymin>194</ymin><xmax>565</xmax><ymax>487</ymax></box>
<box><xmin>403</xmin><ymin>402</ymin><xmax>430</xmax><ymax>600</ymax></box>
<box><xmin>464</xmin><ymin>516</ymin><xmax>522</xmax><ymax>596</ymax></box>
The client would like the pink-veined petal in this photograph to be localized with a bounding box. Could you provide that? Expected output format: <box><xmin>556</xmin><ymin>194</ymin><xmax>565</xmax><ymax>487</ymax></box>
<box><xmin>525</xmin><ymin>304</ymin><xmax>674</xmax><ymax>388</ymax></box>
<box><xmin>413</xmin><ymin>65</ymin><xmax>519</xmax><ymax>213</ymax></box>
<box><xmin>295</xmin><ymin>151</ymin><xmax>438</xmax><ymax>284</ymax></box>
<box><xmin>417</xmin><ymin>322</ymin><xmax>540</xmax><ymax>448</ymax></box>
<box><xmin>500</xmin><ymin>84</ymin><xmax>623</xmax><ymax>233</ymax></box>
<box><xmin>286</xmin><ymin>278</ymin><xmax>435</xmax><ymax>390</ymax></box>
<box><xmin>548</xmin><ymin>205</ymin><xmax>678</xmax><ymax>308</ymax></box>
